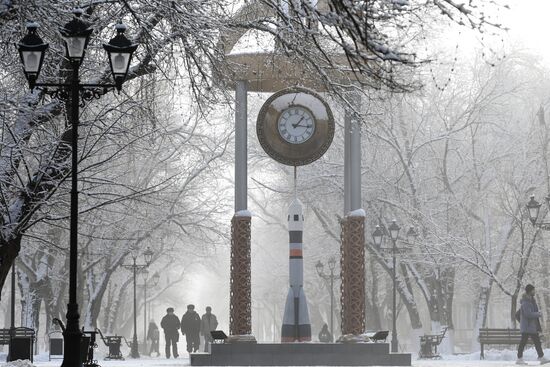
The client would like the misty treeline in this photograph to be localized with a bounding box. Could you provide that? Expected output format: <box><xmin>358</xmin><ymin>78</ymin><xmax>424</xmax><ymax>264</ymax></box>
<box><xmin>0</xmin><ymin>0</ymin><xmax>526</xmax><ymax>354</ymax></box>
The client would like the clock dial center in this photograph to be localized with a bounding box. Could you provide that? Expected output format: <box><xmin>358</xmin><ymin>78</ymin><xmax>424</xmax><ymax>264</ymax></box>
<box><xmin>277</xmin><ymin>106</ymin><xmax>316</xmax><ymax>144</ymax></box>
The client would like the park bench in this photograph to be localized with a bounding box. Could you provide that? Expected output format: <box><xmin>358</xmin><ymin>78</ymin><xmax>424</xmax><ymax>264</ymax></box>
<box><xmin>0</xmin><ymin>327</ymin><xmax>36</xmax><ymax>362</ymax></box>
<box><xmin>53</xmin><ymin>318</ymin><xmax>99</xmax><ymax>367</ymax></box>
<box><xmin>211</xmin><ymin>330</ymin><xmax>228</xmax><ymax>344</ymax></box>
<box><xmin>48</xmin><ymin>329</ymin><xmax>63</xmax><ymax>361</ymax></box>
<box><xmin>365</xmin><ymin>330</ymin><xmax>389</xmax><ymax>343</ymax></box>
<box><xmin>478</xmin><ymin>328</ymin><xmax>545</xmax><ymax>359</ymax></box>
<box><xmin>0</xmin><ymin>328</ymin><xmax>10</xmax><ymax>345</ymax></box>
<box><xmin>419</xmin><ymin>326</ymin><xmax>447</xmax><ymax>359</ymax></box>
<box><xmin>96</xmin><ymin>328</ymin><xmax>128</xmax><ymax>360</ymax></box>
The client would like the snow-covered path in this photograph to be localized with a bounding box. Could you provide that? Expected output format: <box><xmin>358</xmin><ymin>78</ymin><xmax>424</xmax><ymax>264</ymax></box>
<box><xmin>0</xmin><ymin>359</ymin><xmax>545</xmax><ymax>367</ymax></box>
<box><xmin>3</xmin><ymin>348</ymin><xmax>550</xmax><ymax>367</ymax></box>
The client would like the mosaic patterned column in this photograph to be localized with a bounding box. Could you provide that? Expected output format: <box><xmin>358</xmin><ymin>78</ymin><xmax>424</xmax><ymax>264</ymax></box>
<box><xmin>340</xmin><ymin>215</ymin><xmax>366</xmax><ymax>335</ymax></box>
<box><xmin>229</xmin><ymin>214</ymin><xmax>252</xmax><ymax>335</ymax></box>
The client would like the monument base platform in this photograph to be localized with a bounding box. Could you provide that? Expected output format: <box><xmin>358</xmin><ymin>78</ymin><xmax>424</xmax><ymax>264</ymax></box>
<box><xmin>190</xmin><ymin>343</ymin><xmax>411</xmax><ymax>366</ymax></box>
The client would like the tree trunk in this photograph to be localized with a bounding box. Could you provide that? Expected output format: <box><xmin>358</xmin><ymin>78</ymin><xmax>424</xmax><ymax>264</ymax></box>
<box><xmin>440</xmin><ymin>269</ymin><xmax>455</xmax><ymax>354</ymax></box>
<box><xmin>471</xmin><ymin>284</ymin><xmax>495</xmax><ymax>335</ymax></box>
<box><xmin>365</xmin><ymin>257</ymin><xmax>382</xmax><ymax>331</ymax></box>
<box><xmin>0</xmin><ymin>236</ymin><xmax>22</xmax><ymax>294</ymax></box>
<box><xmin>17</xmin><ymin>268</ymin><xmax>41</xmax><ymax>337</ymax></box>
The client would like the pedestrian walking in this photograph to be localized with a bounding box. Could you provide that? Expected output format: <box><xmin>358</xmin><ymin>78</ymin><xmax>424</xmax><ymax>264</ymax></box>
<box><xmin>318</xmin><ymin>323</ymin><xmax>333</xmax><ymax>343</ymax></box>
<box><xmin>181</xmin><ymin>304</ymin><xmax>201</xmax><ymax>353</ymax></box>
<box><xmin>147</xmin><ymin>320</ymin><xmax>160</xmax><ymax>357</ymax></box>
<box><xmin>516</xmin><ymin>284</ymin><xmax>550</xmax><ymax>365</ymax></box>
<box><xmin>160</xmin><ymin>307</ymin><xmax>180</xmax><ymax>359</ymax></box>
<box><xmin>201</xmin><ymin>306</ymin><xmax>218</xmax><ymax>352</ymax></box>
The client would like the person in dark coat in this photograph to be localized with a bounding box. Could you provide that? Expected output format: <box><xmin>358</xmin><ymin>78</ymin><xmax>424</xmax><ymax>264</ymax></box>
<box><xmin>318</xmin><ymin>323</ymin><xmax>333</xmax><ymax>343</ymax></box>
<box><xmin>147</xmin><ymin>320</ymin><xmax>160</xmax><ymax>356</ymax></box>
<box><xmin>516</xmin><ymin>284</ymin><xmax>549</xmax><ymax>365</ymax></box>
<box><xmin>181</xmin><ymin>304</ymin><xmax>201</xmax><ymax>353</ymax></box>
<box><xmin>160</xmin><ymin>307</ymin><xmax>180</xmax><ymax>358</ymax></box>
<box><xmin>200</xmin><ymin>306</ymin><xmax>218</xmax><ymax>352</ymax></box>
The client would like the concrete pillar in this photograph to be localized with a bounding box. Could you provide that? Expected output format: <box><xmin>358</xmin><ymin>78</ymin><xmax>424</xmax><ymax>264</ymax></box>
<box><xmin>235</xmin><ymin>80</ymin><xmax>248</xmax><ymax>212</ymax></box>
<box><xmin>344</xmin><ymin>93</ymin><xmax>361</xmax><ymax>213</ymax></box>
<box><xmin>344</xmin><ymin>118</ymin><xmax>351</xmax><ymax>214</ymax></box>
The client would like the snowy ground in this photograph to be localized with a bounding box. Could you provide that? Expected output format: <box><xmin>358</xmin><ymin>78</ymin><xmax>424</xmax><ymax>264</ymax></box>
<box><xmin>2</xmin><ymin>347</ymin><xmax>550</xmax><ymax>366</ymax></box>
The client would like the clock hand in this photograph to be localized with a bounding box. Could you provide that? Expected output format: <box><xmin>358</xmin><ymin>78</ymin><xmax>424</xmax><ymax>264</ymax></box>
<box><xmin>294</xmin><ymin>121</ymin><xmax>312</xmax><ymax>129</ymax></box>
<box><xmin>292</xmin><ymin>116</ymin><xmax>305</xmax><ymax>128</ymax></box>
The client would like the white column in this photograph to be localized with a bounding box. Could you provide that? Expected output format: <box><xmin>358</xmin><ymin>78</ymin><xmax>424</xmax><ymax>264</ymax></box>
<box><xmin>235</xmin><ymin>80</ymin><xmax>248</xmax><ymax>212</ymax></box>
<box><xmin>344</xmin><ymin>117</ymin><xmax>351</xmax><ymax>214</ymax></box>
<box><xmin>344</xmin><ymin>94</ymin><xmax>361</xmax><ymax>212</ymax></box>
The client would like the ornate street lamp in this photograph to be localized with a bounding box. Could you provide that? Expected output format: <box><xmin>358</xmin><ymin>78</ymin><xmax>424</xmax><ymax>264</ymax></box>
<box><xmin>152</xmin><ymin>271</ymin><xmax>160</xmax><ymax>286</ymax></box>
<box><xmin>406</xmin><ymin>226</ymin><xmax>418</xmax><ymax>244</ymax></box>
<box><xmin>388</xmin><ymin>220</ymin><xmax>400</xmax><ymax>243</ymax></box>
<box><xmin>372</xmin><ymin>225</ymin><xmax>383</xmax><ymax>247</ymax></box>
<box><xmin>59</xmin><ymin>9</ymin><xmax>93</xmax><ymax>63</ymax></box>
<box><xmin>17</xmin><ymin>22</ymin><xmax>48</xmax><ymax>89</ymax></box>
<box><xmin>17</xmin><ymin>11</ymin><xmax>138</xmax><ymax>367</ymax></box>
<box><xmin>123</xmin><ymin>247</ymin><xmax>154</xmax><ymax>358</ymax></box>
<box><xmin>315</xmin><ymin>260</ymin><xmax>323</xmax><ymax>275</ymax></box>
<box><xmin>526</xmin><ymin>195</ymin><xmax>542</xmax><ymax>225</ymax></box>
<box><xmin>104</xmin><ymin>23</ymin><xmax>138</xmax><ymax>91</ymax></box>
<box><xmin>143</xmin><ymin>246</ymin><xmax>154</xmax><ymax>266</ymax></box>
<box><xmin>315</xmin><ymin>256</ymin><xmax>339</xmax><ymax>341</ymax></box>
<box><xmin>371</xmin><ymin>220</ymin><xmax>411</xmax><ymax>354</ymax></box>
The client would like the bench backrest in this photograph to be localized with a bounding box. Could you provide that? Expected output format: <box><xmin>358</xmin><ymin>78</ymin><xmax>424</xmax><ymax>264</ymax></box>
<box><xmin>0</xmin><ymin>327</ymin><xmax>35</xmax><ymax>344</ymax></box>
<box><xmin>478</xmin><ymin>328</ymin><xmax>545</xmax><ymax>343</ymax></box>
<box><xmin>0</xmin><ymin>329</ymin><xmax>10</xmax><ymax>343</ymax></box>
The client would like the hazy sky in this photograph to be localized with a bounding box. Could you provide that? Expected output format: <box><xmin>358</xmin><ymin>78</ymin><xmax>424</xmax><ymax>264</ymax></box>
<box><xmin>497</xmin><ymin>0</ymin><xmax>550</xmax><ymax>61</ymax></box>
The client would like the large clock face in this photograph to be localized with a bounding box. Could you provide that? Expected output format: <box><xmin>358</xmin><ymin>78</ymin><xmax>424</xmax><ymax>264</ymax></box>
<box><xmin>277</xmin><ymin>106</ymin><xmax>316</xmax><ymax>144</ymax></box>
<box><xmin>256</xmin><ymin>87</ymin><xmax>335</xmax><ymax>166</ymax></box>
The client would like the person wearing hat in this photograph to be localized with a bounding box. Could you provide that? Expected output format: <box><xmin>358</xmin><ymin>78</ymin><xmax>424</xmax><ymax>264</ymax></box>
<box><xmin>201</xmin><ymin>306</ymin><xmax>218</xmax><ymax>352</ymax></box>
<box><xmin>181</xmin><ymin>304</ymin><xmax>201</xmax><ymax>353</ymax></box>
<box><xmin>517</xmin><ymin>284</ymin><xmax>549</xmax><ymax>365</ymax></box>
<box><xmin>160</xmin><ymin>307</ymin><xmax>180</xmax><ymax>359</ymax></box>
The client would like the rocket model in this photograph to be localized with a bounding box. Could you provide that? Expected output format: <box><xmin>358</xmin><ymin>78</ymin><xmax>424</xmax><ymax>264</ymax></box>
<box><xmin>281</xmin><ymin>198</ymin><xmax>312</xmax><ymax>342</ymax></box>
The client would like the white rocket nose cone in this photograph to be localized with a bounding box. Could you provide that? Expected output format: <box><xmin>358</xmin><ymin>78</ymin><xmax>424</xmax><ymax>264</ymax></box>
<box><xmin>288</xmin><ymin>198</ymin><xmax>303</xmax><ymax>217</ymax></box>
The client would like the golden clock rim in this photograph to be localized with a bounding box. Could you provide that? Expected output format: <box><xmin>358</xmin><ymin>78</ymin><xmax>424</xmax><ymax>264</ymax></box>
<box><xmin>256</xmin><ymin>87</ymin><xmax>335</xmax><ymax>166</ymax></box>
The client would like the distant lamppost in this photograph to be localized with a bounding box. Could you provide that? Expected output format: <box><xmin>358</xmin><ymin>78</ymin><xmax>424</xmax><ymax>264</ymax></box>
<box><xmin>17</xmin><ymin>11</ymin><xmax>137</xmax><ymax>367</ymax></box>
<box><xmin>123</xmin><ymin>247</ymin><xmax>154</xmax><ymax>358</ymax></box>
<box><xmin>372</xmin><ymin>220</ymin><xmax>417</xmax><ymax>353</ymax></box>
<box><xmin>315</xmin><ymin>256</ymin><xmax>340</xmax><ymax>339</ymax></box>
<box><xmin>142</xmin><ymin>270</ymin><xmax>160</xmax><ymax>345</ymax></box>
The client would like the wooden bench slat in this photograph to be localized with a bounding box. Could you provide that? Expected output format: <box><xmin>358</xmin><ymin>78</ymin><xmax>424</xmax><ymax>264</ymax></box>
<box><xmin>0</xmin><ymin>328</ymin><xmax>36</xmax><ymax>345</ymax></box>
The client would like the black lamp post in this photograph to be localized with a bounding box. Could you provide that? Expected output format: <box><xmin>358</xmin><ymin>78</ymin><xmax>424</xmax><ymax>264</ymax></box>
<box><xmin>123</xmin><ymin>247</ymin><xmax>154</xmax><ymax>358</ymax></box>
<box><xmin>7</xmin><ymin>263</ymin><xmax>16</xmax><ymax>362</ymax></box>
<box><xmin>142</xmin><ymin>271</ymin><xmax>160</xmax><ymax>346</ymax></box>
<box><xmin>17</xmin><ymin>11</ymin><xmax>138</xmax><ymax>367</ymax></box>
<box><xmin>315</xmin><ymin>256</ymin><xmax>339</xmax><ymax>340</ymax></box>
<box><xmin>372</xmin><ymin>220</ymin><xmax>407</xmax><ymax>353</ymax></box>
